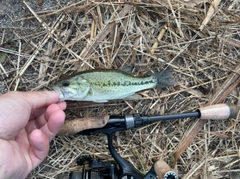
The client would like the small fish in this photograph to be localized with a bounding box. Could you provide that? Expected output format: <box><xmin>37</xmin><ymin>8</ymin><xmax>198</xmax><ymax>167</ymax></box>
<box><xmin>53</xmin><ymin>68</ymin><xmax>175</xmax><ymax>102</ymax></box>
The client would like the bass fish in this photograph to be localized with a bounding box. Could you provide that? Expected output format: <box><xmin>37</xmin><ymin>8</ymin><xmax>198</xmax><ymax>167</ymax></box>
<box><xmin>53</xmin><ymin>68</ymin><xmax>175</xmax><ymax>102</ymax></box>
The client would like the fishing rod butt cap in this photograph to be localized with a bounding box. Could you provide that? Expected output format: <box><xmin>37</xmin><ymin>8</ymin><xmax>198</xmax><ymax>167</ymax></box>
<box><xmin>227</xmin><ymin>103</ymin><xmax>239</xmax><ymax>118</ymax></box>
<box><xmin>154</xmin><ymin>160</ymin><xmax>177</xmax><ymax>179</ymax></box>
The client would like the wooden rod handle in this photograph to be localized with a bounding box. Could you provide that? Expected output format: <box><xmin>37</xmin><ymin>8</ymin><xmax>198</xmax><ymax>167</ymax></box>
<box><xmin>199</xmin><ymin>103</ymin><xmax>239</xmax><ymax>120</ymax></box>
<box><xmin>58</xmin><ymin>115</ymin><xmax>110</xmax><ymax>136</ymax></box>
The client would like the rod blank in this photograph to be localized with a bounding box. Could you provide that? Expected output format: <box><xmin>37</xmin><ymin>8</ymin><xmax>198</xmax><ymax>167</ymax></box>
<box><xmin>147</xmin><ymin>112</ymin><xmax>200</xmax><ymax>122</ymax></box>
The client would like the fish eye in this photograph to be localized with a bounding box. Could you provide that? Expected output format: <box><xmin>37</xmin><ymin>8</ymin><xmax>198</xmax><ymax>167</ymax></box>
<box><xmin>62</xmin><ymin>81</ymin><xmax>70</xmax><ymax>87</ymax></box>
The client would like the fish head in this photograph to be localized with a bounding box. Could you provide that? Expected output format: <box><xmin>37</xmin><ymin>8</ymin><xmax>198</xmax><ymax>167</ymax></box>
<box><xmin>53</xmin><ymin>76</ymin><xmax>91</xmax><ymax>101</ymax></box>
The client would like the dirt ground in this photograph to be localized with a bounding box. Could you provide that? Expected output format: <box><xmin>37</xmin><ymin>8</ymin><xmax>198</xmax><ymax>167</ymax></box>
<box><xmin>0</xmin><ymin>0</ymin><xmax>240</xmax><ymax>179</ymax></box>
<box><xmin>0</xmin><ymin>0</ymin><xmax>74</xmax><ymax>92</ymax></box>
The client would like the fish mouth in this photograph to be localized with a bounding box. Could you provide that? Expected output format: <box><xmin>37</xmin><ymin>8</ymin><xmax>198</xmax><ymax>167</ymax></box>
<box><xmin>53</xmin><ymin>87</ymin><xmax>67</xmax><ymax>101</ymax></box>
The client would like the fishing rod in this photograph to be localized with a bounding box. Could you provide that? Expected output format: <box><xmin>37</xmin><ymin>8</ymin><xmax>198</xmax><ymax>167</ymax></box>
<box><xmin>59</xmin><ymin>103</ymin><xmax>239</xmax><ymax>179</ymax></box>
<box><xmin>60</xmin><ymin>103</ymin><xmax>238</xmax><ymax>136</ymax></box>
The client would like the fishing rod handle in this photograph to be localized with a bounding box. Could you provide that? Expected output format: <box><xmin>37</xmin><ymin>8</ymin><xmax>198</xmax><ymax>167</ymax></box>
<box><xmin>58</xmin><ymin>115</ymin><xmax>109</xmax><ymax>135</ymax></box>
<box><xmin>199</xmin><ymin>103</ymin><xmax>239</xmax><ymax>120</ymax></box>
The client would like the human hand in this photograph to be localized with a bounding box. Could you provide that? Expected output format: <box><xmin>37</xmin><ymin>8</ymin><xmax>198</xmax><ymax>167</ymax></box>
<box><xmin>0</xmin><ymin>91</ymin><xmax>66</xmax><ymax>179</ymax></box>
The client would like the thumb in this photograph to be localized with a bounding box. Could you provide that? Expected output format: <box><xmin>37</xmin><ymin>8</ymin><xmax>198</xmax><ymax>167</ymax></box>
<box><xmin>28</xmin><ymin>129</ymin><xmax>49</xmax><ymax>169</ymax></box>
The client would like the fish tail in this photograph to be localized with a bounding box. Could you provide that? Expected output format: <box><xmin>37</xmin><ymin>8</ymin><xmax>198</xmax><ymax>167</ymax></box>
<box><xmin>153</xmin><ymin>68</ymin><xmax>175</xmax><ymax>88</ymax></box>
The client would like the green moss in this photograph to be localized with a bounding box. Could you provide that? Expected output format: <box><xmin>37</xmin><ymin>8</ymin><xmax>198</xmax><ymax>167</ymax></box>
<box><xmin>0</xmin><ymin>52</ymin><xmax>7</xmax><ymax>63</ymax></box>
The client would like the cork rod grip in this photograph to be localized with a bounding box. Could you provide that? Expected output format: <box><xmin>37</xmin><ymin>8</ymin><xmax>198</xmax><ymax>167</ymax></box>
<box><xmin>58</xmin><ymin>115</ymin><xmax>110</xmax><ymax>136</ymax></box>
<box><xmin>199</xmin><ymin>103</ymin><xmax>239</xmax><ymax>120</ymax></box>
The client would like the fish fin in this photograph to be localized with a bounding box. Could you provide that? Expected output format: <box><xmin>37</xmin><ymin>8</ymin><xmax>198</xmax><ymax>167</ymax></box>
<box><xmin>93</xmin><ymin>100</ymin><xmax>108</xmax><ymax>103</ymax></box>
<box><xmin>118</xmin><ymin>65</ymin><xmax>134</xmax><ymax>74</ymax></box>
<box><xmin>153</xmin><ymin>68</ymin><xmax>176</xmax><ymax>88</ymax></box>
<box><xmin>123</xmin><ymin>93</ymin><xmax>142</xmax><ymax>100</ymax></box>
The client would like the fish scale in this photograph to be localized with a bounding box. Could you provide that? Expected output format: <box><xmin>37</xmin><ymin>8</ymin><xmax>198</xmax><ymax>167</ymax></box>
<box><xmin>84</xmin><ymin>71</ymin><xmax>156</xmax><ymax>89</ymax></box>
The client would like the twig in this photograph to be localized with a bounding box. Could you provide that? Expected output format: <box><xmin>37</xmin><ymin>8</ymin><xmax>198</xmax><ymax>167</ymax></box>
<box><xmin>14</xmin><ymin>40</ymin><xmax>22</xmax><ymax>91</ymax></box>
<box><xmin>199</xmin><ymin>0</ymin><xmax>222</xmax><ymax>31</ymax></box>
<box><xmin>0</xmin><ymin>29</ymin><xmax>5</xmax><ymax>45</ymax></box>
<box><xmin>167</xmin><ymin>0</ymin><xmax>184</xmax><ymax>38</ymax></box>
<box><xmin>0</xmin><ymin>63</ymin><xmax>8</xmax><ymax>77</ymax></box>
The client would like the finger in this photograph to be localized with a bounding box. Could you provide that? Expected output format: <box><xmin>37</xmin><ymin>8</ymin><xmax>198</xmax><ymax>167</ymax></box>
<box><xmin>30</xmin><ymin>101</ymin><xmax>66</xmax><ymax>120</ymax></box>
<box><xmin>40</xmin><ymin>104</ymin><xmax>65</xmax><ymax>141</ymax></box>
<box><xmin>30</xmin><ymin>106</ymin><xmax>48</xmax><ymax>120</ymax></box>
<box><xmin>22</xmin><ymin>91</ymin><xmax>61</xmax><ymax>109</ymax></box>
<box><xmin>2</xmin><ymin>91</ymin><xmax>60</xmax><ymax>110</ymax></box>
<box><xmin>28</xmin><ymin>129</ymin><xmax>49</xmax><ymax>168</ymax></box>
<box><xmin>57</xmin><ymin>101</ymin><xmax>67</xmax><ymax>110</ymax></box>
<box><xmin>25</xmin><ymin>117</ymin><xmax>46</xmax><ymax>134</ymax></box>
<box><xmin>0</xmin><ymin>91</ymin><xmax>62</xmax><ymax>140</ymax></box>
<box><xmin>26</xmin><ymin>103</ymin><xmax>66</xmax><ymax>133</ymax></box>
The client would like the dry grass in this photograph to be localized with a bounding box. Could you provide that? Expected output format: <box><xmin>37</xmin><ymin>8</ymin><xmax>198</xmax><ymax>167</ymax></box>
<box><xmin>1</xmin><ymin>0</ymin><xmax>240</xmax><ymax>178</ymax></box>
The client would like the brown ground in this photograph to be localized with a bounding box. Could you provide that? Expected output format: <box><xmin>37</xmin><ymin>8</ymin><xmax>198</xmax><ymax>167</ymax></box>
<box><xmin>0</xmin><ymin>0</ymin><xmax>240</xmax><ymax>178</ymax></box>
